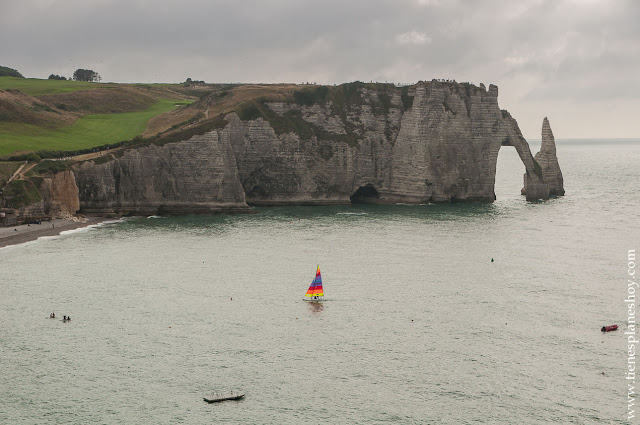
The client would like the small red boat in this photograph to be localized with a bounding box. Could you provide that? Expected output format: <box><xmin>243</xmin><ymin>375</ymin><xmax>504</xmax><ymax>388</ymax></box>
<box><xmin>601</xmin><ymin>325</ymin><xmax>618</xmax><ymax>332</ymax></box>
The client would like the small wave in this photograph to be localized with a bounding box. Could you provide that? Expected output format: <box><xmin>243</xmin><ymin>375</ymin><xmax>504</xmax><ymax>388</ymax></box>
<box><xmin>100</xmin><ymin>219</ymin><xmax>126</xmax><ymax>225</ymax></box>
<box><xmin>58</xmin><ymin>219</ymin><xmax>123</xmax><ymax>236</ymax></box>
<box><xmin>1</xmin><ymin>219</ymin><xmax>125</xmax><ymax>250</ymax></box>
<box><xmin>58</xmin><ymin>226</ymin><xmax>93</xmax><ymax>236</ymax></box>
<box><xmin>147</xmin><ymin>215</ymin><xmax>165</xmax><ymax>219</ymax></box>
<box><xmin>336</xmin><ymin>212</ymin><xmax>368</xmax><ymax>216</ymax></box>
<box><xmin>0</xmin><ymin>239</ymin><xmax>39</xmax><ymax>250</ymax></box>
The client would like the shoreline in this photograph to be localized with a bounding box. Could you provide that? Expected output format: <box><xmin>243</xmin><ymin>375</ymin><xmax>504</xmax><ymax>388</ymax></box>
<box><xmin>0</xmin><ymin>216</ymin><xmax>110</xmax><ymax>249</ymax></box>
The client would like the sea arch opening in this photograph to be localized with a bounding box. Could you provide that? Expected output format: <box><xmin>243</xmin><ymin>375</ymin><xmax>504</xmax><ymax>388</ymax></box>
<box><xmin>495</xmin><ymin>144</ymin><xmax>527</xmax><ymax>202</ymax></box>
<box><xmin>350</xmin><ymin>184</ymin><xmax>380</xmax><ymax>204</ymax></box>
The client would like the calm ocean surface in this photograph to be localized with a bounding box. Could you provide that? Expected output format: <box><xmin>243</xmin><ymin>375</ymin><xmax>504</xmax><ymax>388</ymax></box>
<box><xmin>1</xmin><ymin>140</ymin><xmax>639</xmax><ymax>424</ymax></box>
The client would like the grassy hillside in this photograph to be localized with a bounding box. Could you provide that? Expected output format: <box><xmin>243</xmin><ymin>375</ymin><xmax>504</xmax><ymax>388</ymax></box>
<box><xmin>0</xmin><ymin>76</ymin><xmax>107</xmax><ymax>96</ymax></box>
<box><xmin>0</xmin><ymin>78</ymin><xmax>403</xmax><ymax>159</ymax></box>
<box><xmin>0</xmin><ymin>89</ymin><xmax>78</xmax><ymax>129</ymax></box>
<box><xmin>0</xmin><ymin>161</ymin><xmax>21</xmax><ymax>186</ymax></box>
<box><xmin>0</xmin><ymin>80</ymin><xmax>303</xmax><ymax>157</ymax></box>
<box><xmin>0</xmin><ymin>76</ymin><xmax>197</xmax><ymax>157</ymax></box>
<box><xmin>0</xmin><ymin>98</ymin><xmax>191</xmax><ymax>156</ymax></box>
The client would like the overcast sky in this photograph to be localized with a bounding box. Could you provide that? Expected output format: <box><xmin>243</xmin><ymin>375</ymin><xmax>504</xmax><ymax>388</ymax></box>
<box><xmin>1</xmin><ymin>0</ymin><xmax>638</xmax><ymax>139</ymax></box>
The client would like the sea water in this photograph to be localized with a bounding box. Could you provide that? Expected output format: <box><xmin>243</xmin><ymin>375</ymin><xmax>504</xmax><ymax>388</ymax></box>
<box><xmin>1</xmin><ymin>140</ymin><xmax>638</xmax><ymax>424</ymax></box>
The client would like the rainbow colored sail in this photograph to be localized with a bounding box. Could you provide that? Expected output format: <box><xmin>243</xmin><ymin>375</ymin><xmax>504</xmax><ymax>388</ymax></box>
<box><xmin>305</xmin><ymin>265</ymin><xmax>324</xmax><ymax>300</ymax></box>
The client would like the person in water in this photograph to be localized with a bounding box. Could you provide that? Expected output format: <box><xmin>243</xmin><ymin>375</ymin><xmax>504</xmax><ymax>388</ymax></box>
<box><xmin>63</xmin><ymin>315</ymin><xmax>67</xmax><ymax>321</ymax></box>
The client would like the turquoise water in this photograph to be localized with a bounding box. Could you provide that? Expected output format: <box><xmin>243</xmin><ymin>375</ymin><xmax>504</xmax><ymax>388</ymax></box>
<box><xmin>1</xmin><ymin>141</ymin><xmax>638</xmax><ymax>424</ymax></box>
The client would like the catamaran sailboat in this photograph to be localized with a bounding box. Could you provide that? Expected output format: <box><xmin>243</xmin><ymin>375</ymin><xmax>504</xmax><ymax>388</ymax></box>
<box><xmin>304</xmin><ymin>265</ymin><xmax>324</xmax><ymax>301</ymax></box>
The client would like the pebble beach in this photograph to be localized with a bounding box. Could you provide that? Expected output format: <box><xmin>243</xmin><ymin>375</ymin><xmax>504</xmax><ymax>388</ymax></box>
<box><xmin>0</xmin><ymin>217</ymin><xmax>106</xmax><ymax>249</ymax></box>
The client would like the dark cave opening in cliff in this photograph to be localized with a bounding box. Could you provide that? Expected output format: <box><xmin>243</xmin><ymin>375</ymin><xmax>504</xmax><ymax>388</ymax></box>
<box><xmin>350</xmin><ymin>184</ymin><xmax>381</xmax><ymax>204</ymax></box>
<box><xmin>495</xmin><ymin>146</ymin><xmax>527</xmax><ymax>201</ymax></box>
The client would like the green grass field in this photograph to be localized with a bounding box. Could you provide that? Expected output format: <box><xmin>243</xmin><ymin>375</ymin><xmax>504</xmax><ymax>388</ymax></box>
<box><xmin>0</xmin><ymin>77</ymin><xmax>184</xmax><ymax>97</ymax></box>
<box><xmin>0</xmin><ymin>76</ymin><xmax>112</xmax><ymax>96</ymax></box>
<box><xmin>0</xmin><ymin>98</ymin><xmax>191</xmax><ymax>156</ymax></box>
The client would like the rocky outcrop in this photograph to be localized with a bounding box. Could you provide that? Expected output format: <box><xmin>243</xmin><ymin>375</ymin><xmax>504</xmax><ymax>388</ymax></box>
<box><xmin>40</xmin><ymin>170</ymin><xmax>80</xmax><ymax>218</ymax></box>
<box><xmin>223</xmin><ymin>81</ymin><xmax>554</xmax><ymax>204</ymax></box>
<box><xmin>73</xmin><ymin>133</ymin><xmax>248</xmax><ymax>215</ymax></box>
<box><xmin>500</xmin><ymin>112</ymin><xmax>550</xmax><ymax>201</ymax></box>
<box><xmin>9</xmin><ymin>170</ymin><xmax>80</xmax><ymax>220</ymax></box>
<box><xmin>69</xmin><ymin>80</ymin><xmax>562</xmax><ymax>214</ymax></box>
<box><xmin>534</xmin><ymin>117</ymin><xmax>564</xmax><ymax>196</ymax></box>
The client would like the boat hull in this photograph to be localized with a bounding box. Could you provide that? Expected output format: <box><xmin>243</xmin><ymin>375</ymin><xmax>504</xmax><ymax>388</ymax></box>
<box><xmin>203</xmin><ymin>394</ymin><xmax>245</xmax><ymax>403</ymax></box>
<box><xmin>601</xmin><ymin>325</ymin><xmax>618</xmax><ymax>332</ymax></box>
<box><xmin>303</xmin><ymin>296</ymin><xmax>324</xmax><ymax>302</ymax></box>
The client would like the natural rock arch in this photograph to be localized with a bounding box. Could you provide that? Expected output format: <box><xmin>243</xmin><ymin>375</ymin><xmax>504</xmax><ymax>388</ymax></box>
<box><xmin>67</xmin><ymin>82</ymin><xmax>564</xmax><ymax>215</ymax></box>
<box><xmin>497</xmin><ymin>112</ymin><xmax>550</xmax><ymax>201</ymax></box>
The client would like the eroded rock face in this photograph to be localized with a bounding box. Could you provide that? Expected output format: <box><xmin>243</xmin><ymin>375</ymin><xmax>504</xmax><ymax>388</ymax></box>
<box><xmin>42</xmin><ymin>170</ymin><xmax>80</xmax><ymax>218</ymax></box>
<box><xmin>71</xmin><ymin>81</ymin><xmax>562</xmax><ymax>214</ymax></box>
<box><xmin>13</xmin><ymin>170</ymin><xmax>81</xmax><ymax>220</ymax></box>
<box><xmin>520</xmin><ymin>117</ymin><xmax>564</xmax><ymax>198</ymax></box>
<box><xmin>535</xmin><ymin>117</ymin><xmax>564</xmax><ymax>196</ymax></box>
<box><xmin>73</xmin><ymin>134</ymin><xmax>248</xmax><ymax>215</ymax></box>
<box><xmin>500</xmin><ymin>111</ymin><xmax>550</xmax><ymax>201</ymax></box>
<box><xmin>223</xmin><ymin>81</ymin><xmax>554</xmax><ymax>204</ymax></box>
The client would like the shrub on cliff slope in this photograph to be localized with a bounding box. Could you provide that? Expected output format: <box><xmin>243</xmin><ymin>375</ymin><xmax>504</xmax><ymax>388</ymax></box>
<box><xmin>400</xmin><ymin>86</ymin><xmax>414</xmax><ymax>110</ymax></box>
<box><xmin>3</xmin><ymin>179</ymin><xmax>42</xmax><ymax>208</ymax></box>
<box><xmin>4</xmin><ymin>152</ymin><xmax>41</xmax><ymax>162</ymax></box>
<box><xmin>151</xmin><ymin>114</ymin><xmax>228</xmax><ymax>147</ymax></box>
<box><xmin>234</xmin><ymin>97</ymin><xmax>358</xmax><ymax>147</ymax></box>
<box><xmin>292</xmin><ymin>82</ymin><xmax>399</xmax><ymax>115</ymax></box>
<box><xmin>28</xmin><ymin>160</ymin><xmax>70</xmax><ymax>175</ymax></box>
<box><xmin>0</xmin><ymin>162</ymin><xmax>21</xmax><ymax>186</ymax></box>
<box><xmin>293</xmin><ymin>86</ymin><xmax>329</xmax><ymax>106</ymax></box>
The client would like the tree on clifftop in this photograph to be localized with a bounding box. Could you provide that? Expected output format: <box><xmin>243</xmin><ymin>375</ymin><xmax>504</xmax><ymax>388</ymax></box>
<box><xmin>72</xmin><ymin>69</ymin><xmax>101</xmax><ymax>82</ymax></box>
<box><xmin>0</xmin><ymin>66</ymin><xmax>24</xmax><ymax>78</ymax></box>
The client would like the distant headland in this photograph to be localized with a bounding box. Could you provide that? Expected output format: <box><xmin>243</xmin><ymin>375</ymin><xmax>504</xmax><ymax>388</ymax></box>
<box><xmin>0</xmin><ymin>69</ymin><xmax>563</xmax><ymax>225</ymax></box>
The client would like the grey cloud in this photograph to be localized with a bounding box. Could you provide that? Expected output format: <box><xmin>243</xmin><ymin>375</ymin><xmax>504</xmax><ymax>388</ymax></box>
<box><xmin>1</xmin><ymin>0</ymin><xmax>638</xmax><ymax>137</ymax></box>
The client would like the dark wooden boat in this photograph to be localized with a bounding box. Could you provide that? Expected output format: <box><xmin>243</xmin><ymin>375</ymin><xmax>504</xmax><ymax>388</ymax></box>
<box><xmin>203</xmin><ymin>393</ymin><xmax>245</xmax><ymax>403</ymax></box>
<box><xmin>601</xmin><ymin>325</ymin><xmax>618</xmax><ymax>332</ymax></box>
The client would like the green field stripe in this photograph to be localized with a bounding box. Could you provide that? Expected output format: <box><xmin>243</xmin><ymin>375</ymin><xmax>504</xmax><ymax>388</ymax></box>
<box><xmin>0</xmin><ymin>77</ymin><xmax>185</xmax><ymax>96</ymax></box>
<box><xmin>0</xmin><ymin>76</ymin><xmax>109</xmax><ymax>96</ymax></box>
<box><xmin>0</xmin><ymin>98</ymin><xmax>190</xmax><ymax>156</ymax></box>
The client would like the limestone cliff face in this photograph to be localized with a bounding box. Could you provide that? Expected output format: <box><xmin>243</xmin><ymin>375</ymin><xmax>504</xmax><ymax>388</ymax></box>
<box><xmin>70</xmin><ymin>80</ymin><xmax>562</xmax><ymax>214</ymax></box>
<box><xmin>42</xmin><ymin>170</ymin><xmax>80</xmax><ymax>218</ymax></box>
<box><xmin>13</xmin><ymin>170</ymin><xmax>80</xmax><ymax>219</ymax></box>
<box><xmin>223</xmin><ymin>81</ymin><xmax>552</xmax><ymax>204</ymax></box>
<box><xmin>73</xmin><ymin>134</ymin><xmax>248</xmax><ymax>215</ymax></box>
